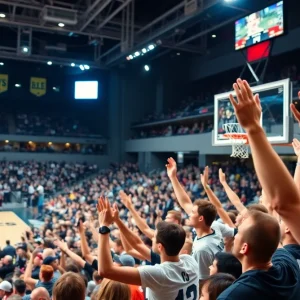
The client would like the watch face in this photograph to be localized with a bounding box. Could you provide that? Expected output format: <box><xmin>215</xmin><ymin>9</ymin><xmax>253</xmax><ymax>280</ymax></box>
<box><xmin>100</xmin><ymin>226</ymin><xmax>110</xmax><ymax>234</ymax></box>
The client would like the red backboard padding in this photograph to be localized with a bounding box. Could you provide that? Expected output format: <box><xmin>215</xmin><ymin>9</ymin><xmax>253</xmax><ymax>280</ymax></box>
<box><xmin>247</xmin><ymin>41</ymin><xmax>271</xmax><ymax>62</ymax></box>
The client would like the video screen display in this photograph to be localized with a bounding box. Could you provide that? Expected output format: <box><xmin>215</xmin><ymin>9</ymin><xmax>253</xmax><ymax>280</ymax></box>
<box><xmin>75</xmin><ymin>81</ymin><xmax>98</xmax><ymax>100</ymax></box>
<box><xmin>235</xmin><ymin>1</ymin><xmax>284</xmax><ymax>50</ymax></box>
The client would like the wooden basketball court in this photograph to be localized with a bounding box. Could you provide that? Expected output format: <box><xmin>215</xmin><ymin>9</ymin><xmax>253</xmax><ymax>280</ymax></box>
<box><xmin>0</xmin><ymin>211</ymin><xmax>29</xmax><ymax>247</ymax></box>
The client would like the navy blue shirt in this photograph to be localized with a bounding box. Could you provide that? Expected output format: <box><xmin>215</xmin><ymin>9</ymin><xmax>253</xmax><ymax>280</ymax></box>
<box><xmin>217</xmin><ymin>249</ymin><xmax>300</xmax><ymax>300</ymax></box>
<box><xmin>150</xmin><ymin>250</ymin><xmax>161</xmax><ymax>265</ymax></box>
<box><xmin>284</xmin><ymin>244</ymin><xmax>300</xmax><ymax>267</ymax></box>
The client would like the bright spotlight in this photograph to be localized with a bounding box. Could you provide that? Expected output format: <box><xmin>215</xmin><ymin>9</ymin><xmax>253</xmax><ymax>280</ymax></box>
<box><xmin>0</xmin><ymin>62</ymin><xmax>4</xmax><ymax>66</ymax></box>
<box><xmin>71</xmin><ymin>63</ymin><xmax>75</xmax><ymax>67</ymax></box>
<box><xmin>134</xmin><ymin>51</ymin><xmax>140</xmax><ymax>57</ymax></box>
<box><xmin>0</xmin><ymin>13</ymin><xmax>6</xmax><ymax>18</ymax></box>
<box><xmin>148</xmin><ymin>44</ymin><xmax>155</xmax><ymax>50</ymax></box>
<box><xmin>15</xmin><ymin>83</ymin><xmax>21</xmax><ymax>88</ymax></box>
<box><xmin>212</xmin><ymin>34</ymin><xmax>216</xmax><ymax>38</ymax></box>
<box><xmin>129</xmin><ymin>55</ymin><xmax>133</xmax><ymax>59</ymax></box>
<box><xmin>79</xmin><ymin>64</ymin><xmax>85</xmax><ymax>71</ymax></box>
<box><xmin>142</xmin><ymin>48</ymin><xmax>147</xmax><ymax>54</ymax></box>
<box><xmin>84</xmin><ymin>64</ymin><xmax>90</xmax><ymax>70</ymax></box>
<box><xmin>58</xmin><ymin>23</ymin><xmax>65</xmax><ymax>27</ymax></box>
<box><xmin>22</xmin><ymin>47</ymin><xmax>29</xmax><ymax>53</ymax></box>
<box><xmin>47</xmin><ymin>61</ymin><xmax>52</xmax><ymax>65</ymax></box>
<box><xmin>144</xmin><ymin>65</ymin><xmax>150</xmax><ymax>72</ymax></box>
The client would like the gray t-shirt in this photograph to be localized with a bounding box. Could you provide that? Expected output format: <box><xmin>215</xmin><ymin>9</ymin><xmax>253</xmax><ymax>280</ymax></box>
<box><xmin>192</xmin><ymin>230</ymin><xmax>224</xmax><ymax>280</ymax></box>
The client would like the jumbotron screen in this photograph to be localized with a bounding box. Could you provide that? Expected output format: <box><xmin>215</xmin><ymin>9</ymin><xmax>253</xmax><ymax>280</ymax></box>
<box><xmin>235</xmin><ymin>1</ymin><xmax>284</xmax><ymax>50</ymax></box>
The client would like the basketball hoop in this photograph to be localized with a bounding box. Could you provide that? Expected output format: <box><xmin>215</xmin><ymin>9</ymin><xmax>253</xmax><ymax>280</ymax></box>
<box><xmin>223</xmin><ymin>123</ymin><xmax>249</xmax><ymax>159</ymax></box>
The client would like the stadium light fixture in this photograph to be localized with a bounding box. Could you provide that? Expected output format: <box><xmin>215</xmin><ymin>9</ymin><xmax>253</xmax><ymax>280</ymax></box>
<box><xmin>15</xmin><ymin>83</ymin><xmax>21</xmax><ymax>88</ymax></box>
<box><xmin>47</xmin><ymin>61</ymin><xmax>52</xmax><ymax>65</ymax></box>
<box><xmin>58</xmin><ymin>23</ymin><xmax>65</xmax><ymax>27</ymax></box>
<box><xmin>22</xmin><ymin>47</ymin><xmax>29</xmax><ymax>53</ymax></box>
<box><xmin>144</xmin><ymin>65</ymin><xmax>150</xmax><ymax>72</ymax></box>
<box><xmin>79</xmin><ymin>64</ymin><xmax>85</xmax><ymax>71</ymax></box>
<box><xmin>71</xmin><ymin>63</ymin><xmax>75</xmax><ymax>67</ymax></box>
<box><xmin>84</xmin><ymin>64</ymin><xmax>90</xmax><ymax>70</ymax></box>
<box><xmin>0</xmin><ymin>62</ymin><xmax>4</xmax><ymax>66</ymax></box>
<box><xmin>212</xmin><ymin>34</ymin><xmax>217</xmax><ymax>38</ymax></box>
<box><xmin>5</xmin><ymin>140</ymin><xmax>9</xmax><ymax>143</ymax></box>
<box><xmin>48</xmin><ymin>142</ymin><xmax>52</xmax><ymax>145</ymax></box>
<box><xmin>0</xmin><ymin>13</ymin><xmax>5</xmax><ymax>18</ymax></box>
<box><xmin>126</xmin><ymin>43</ymin><xmax>157</xmax><ymax>61</ymax></box>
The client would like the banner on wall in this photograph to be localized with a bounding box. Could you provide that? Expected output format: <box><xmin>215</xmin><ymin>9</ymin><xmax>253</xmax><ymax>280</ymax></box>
<box><xmin>30</xmin><ymin>77</ymin><xmax>47</xmax><ymax>97</ymax></box>
<box><xmin>0</xmin><ymin>74</ymin><xmax>8</xmax><ymax>94</ymax></box>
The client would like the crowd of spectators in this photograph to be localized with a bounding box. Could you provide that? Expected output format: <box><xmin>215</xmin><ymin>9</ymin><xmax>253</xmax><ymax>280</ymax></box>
<box><xmin>133</xmin><ymin>120</ymin><xmax>213</xmax><ymax>139</ymax></box>
<box><xmin>0</xmin><ymin>142</ymin><xmax>105</xmax><ymax>156</ymax></box>
<box><xmin>0</xmin><ymin>150</ymin><xmax>298</xmax><ymax>299</ymax></box>
<box><xmin>15</xmin><ymin>114</ymin><xmax>97</xmax><ymax>137</ymax></box>
<box><xmin>0</xmin><ymin>161</ymin><xmax>98</xmax><ymax>209</ymax></box>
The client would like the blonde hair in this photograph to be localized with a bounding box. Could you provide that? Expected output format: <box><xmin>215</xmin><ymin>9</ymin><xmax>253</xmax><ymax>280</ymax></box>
<box><xmin>92</xmin><ymin>279</ymin><xmax>130</xmax><ymax>300</ymax></box>
<box><xmin>167</xmin><ymin>210</ymin><xmax>182</xmax><ymax>224</ymax></box>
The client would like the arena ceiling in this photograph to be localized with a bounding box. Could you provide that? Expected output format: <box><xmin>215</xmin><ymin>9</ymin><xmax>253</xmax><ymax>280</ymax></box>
<box><xmin>0</xmin><ymin>0</ymin><xmax>273</xmax><ymax>69</ymax></box>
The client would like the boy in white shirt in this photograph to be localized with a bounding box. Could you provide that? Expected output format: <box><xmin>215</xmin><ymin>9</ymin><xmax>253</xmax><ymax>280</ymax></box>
<box><xmin>97</xmin><ymin>197</ymin><xmax>199</xmax><ymax>300</ymax></box>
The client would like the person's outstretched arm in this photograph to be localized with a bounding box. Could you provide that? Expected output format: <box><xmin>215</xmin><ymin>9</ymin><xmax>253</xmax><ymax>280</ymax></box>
<box><xmin>97</xmin><ymin>198</ymin><xmax>141</xmax><ymax>285</ymax></box>
<box><xmin>292</xmin><ymin>138</ymin><xmax>300</xmax><ymax>196</ymax></box>
<box><xmin>119</xmin><ymin>190</ymin><xmax>154</xmax><ymax>239</ymax></box>
<box><xmin>201</xmin><ymin>167</ymin><xmax>235</xmax><ymax>228</ymax></box>
<box><xmin>120</xmin><ymin>232</ymin><xmax>148</xmax><ymax>261</ymax></box>
<box><xmin>54</xmin><ymin>239</ymin><xmax>86</xmax><ymax>269</ymax></box>
<box><xmin>219</xmin><ymin>168</ymin><xmax>248</xmax><ymax>216</ymax></box>
<box><xmin>230</xmin><ymin>79</ymin><xmax>300</xmax><ymax>243</ymax></box>
<box><xmin>78</xmin><ymin>221</ymin><xmax>96</xmax><ymax>264</ymax></box>
<box><xmin>166</xmin><ymin>157</ymin><xmax>193</xmax><ymax>215</ymax></box>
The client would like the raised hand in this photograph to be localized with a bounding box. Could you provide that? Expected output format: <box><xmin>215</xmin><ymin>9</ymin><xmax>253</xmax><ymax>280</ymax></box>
<box><xmin>200</xmin><ymin>166</ymin><xmax>209</xmax><ymax>188</ymax></box>
<box><xmin>119</xmin><ymin>190</ymin><xmax>133</xmax><ymax>209</ymax></box>
<box><xmin>166</xmin><ymin>157</ymin><xmax>177</xmax><ymax>179</ymax></box>
<box><xmin>290</xmin><ymin>92</ymin><xmax>300</xmax><ymax>124</ymax></box>
<box><xmin>97</xmin><ymin>196</ymin><xmax>114</xmax><ymax>227</ymax></box>
<box><xmin>53</xmin><ymin>239</ymin><xmax>68</xmax><ymax>252</ymax></box>
<box><xmin>292</xmin><ymin>138</ymin><xmax>300</xmax><ymax>157</ymax></box>
<box><xmin>229</xmin><ymin>79</ymin><xmax>262</xmax><ymax>133</ymax></box>
<box><xmin>219</xmin><ymin>168</ymin><xmax>226</xmax><ymax>185</ymax></box>
<box><xmin>32</xmin><ymin>246</ymin><xmax>42</xmax><ymax>258</ymax></box>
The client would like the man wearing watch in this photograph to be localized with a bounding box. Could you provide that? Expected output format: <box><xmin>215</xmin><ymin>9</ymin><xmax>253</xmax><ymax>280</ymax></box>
<box><xmin>97</xmin><ymin>197</ymin><xmax>199</xmax><ymax>300</ymax></box>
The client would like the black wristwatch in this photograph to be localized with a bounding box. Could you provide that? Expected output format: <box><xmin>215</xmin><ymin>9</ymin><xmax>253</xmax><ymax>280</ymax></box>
<box><xmin>99</xmin><ymin>226</ymin><xmax>111</xmax><ymax>235</ymax></box>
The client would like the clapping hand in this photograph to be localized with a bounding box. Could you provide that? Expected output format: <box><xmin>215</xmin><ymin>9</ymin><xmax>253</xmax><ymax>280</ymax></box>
<box><xmin>229</xmin><ymin>79</ymin><xmax>262</xmax><ymax>133</ymax></box>
<box><xmin>97</xmin><ymin>196</ymin><xmax>119</xmax><ymax>227</ymax></box>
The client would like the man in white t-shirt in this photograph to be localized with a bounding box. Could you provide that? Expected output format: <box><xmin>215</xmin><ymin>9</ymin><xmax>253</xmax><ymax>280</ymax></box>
<box><xmin>97</xmin><ymin>198</ymin><xmax>199</xmax><ymax>300</ymax></box>
<box><xmin>166</xmin><ymin>158</ymin><xmax>225</xmax><ymax>280</ymax></box>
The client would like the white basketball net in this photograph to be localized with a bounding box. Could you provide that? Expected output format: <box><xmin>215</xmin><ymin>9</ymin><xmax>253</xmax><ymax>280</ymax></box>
<box><xmin>223</xmin><ymin>123</ymin><xmax>249</xmax><ymax>159</ymax></box>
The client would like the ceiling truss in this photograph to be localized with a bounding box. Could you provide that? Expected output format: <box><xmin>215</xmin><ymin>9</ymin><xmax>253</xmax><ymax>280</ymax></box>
<box><xmin>0</xmin><ymin>0</ymin><xmax>249</xmax><ymax>68</ymax></box>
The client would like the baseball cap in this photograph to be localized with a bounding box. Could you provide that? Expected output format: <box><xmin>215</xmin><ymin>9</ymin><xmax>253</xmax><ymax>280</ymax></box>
<box><xmin>0</xmin><ymin>280</ymin><xmax>12</xmax><ymax>292</ymax></box>
<box><xmin>113</xmin><ymin>254</ymin><xmax>135</xmax><ymax>267</ymax></box>
<box><xmin>43</xmin><ymin>256</ymin><xmax>59</xmax><ymax>265</ymax></box>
